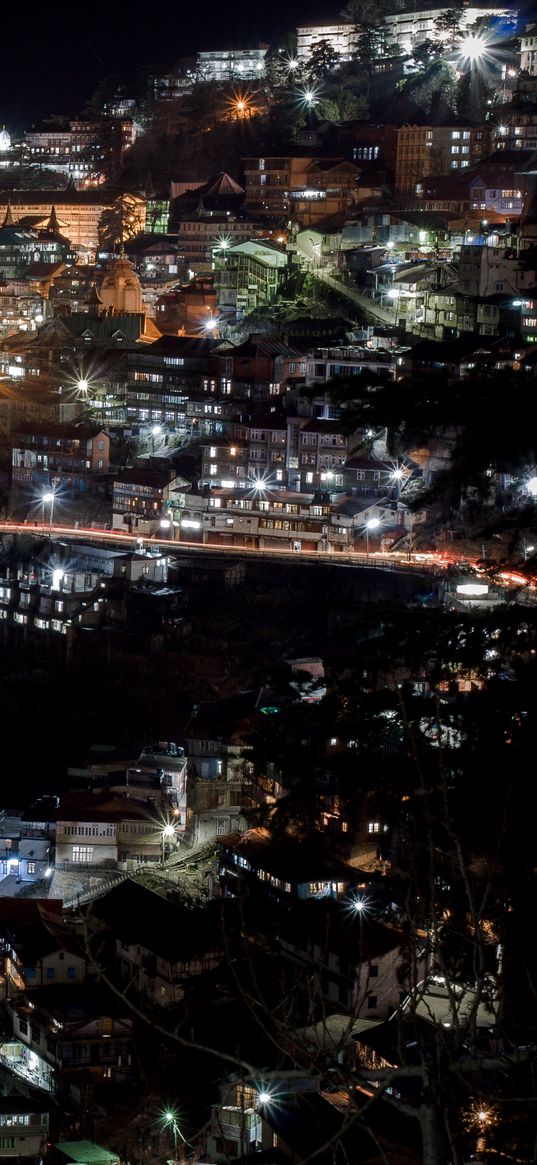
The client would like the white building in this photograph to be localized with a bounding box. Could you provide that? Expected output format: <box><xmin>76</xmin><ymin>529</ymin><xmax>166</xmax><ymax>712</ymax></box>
<box><xmin>520</xmin><ymin>23</ymin><xmax>537</xmax><ymax>74</ymax></box>
<box><xmin>297</xmin><ymin>5</ymin><xmax>514</xmax><ymax>61</ymax></box>
<box><xmin>0</xmin><ymin>1096</ymin><xmax>49</xmax><ymax>1158</ymax></box>
<box><xmin>458</xmin><ymin>242</ymin><xmax>536</xmax><ymax>297</ymax></box>
<box><xmin>196</xmin><ymin>46</ymin><xmax>268</xmax><ymax>82</ymax></box>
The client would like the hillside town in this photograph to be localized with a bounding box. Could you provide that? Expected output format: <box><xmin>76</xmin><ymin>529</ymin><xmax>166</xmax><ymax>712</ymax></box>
<box><xmin>2</xmin><ymin>4</ymin><xmax>537</xmax><ymax>1165</ymax></box>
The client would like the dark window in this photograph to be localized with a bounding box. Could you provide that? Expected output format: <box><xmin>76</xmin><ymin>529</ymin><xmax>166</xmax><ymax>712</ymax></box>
<box><xmin>367</xmin><ymin>995</ymin><xmax>377</xmax><ymax>1009</ymax></box>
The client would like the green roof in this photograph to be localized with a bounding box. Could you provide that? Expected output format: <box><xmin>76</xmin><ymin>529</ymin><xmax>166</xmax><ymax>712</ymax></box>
<box><xmin>55</xmin><ymin>1143</ymin><xmax>120</xmax><ymax>1165</ymax></box>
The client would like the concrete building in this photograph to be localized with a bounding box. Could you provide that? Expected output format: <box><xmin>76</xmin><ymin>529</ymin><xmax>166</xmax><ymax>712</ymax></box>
<box><xmin>112</xmin><ymin>467</ymin><xmax>184</xmax><ymax>535</ymax></box>
<box><xmin>0</xmin><ymin>1096</ymin><xmax>49</xmax><ymax>1158</ymax></box>
<box><xmin>395</xmin><ymin>124</ymin><xmax>491</xmax><ymax>195</ymax></box>
<box><xmin>11</xmin><ymin>423</ymin><xmax>110</xmax><ymax>498</ymax></box>
<box><xmin>196</xmin><ymin>46</ymin><xmax>268</xmax><ymax>81</ymax></box>
<box><xmin>215</xmin><ymin>239</ymin><xmax>288</xmax><ymax>318</ymax></box>
<box><xmin>520</xmin><ymin>23</ymin><xmax>537</xmax><ymax>74</ymax></box>
<box><xmin>297</xmin><ymin>5</ymin><xmax>513</xmax><ymax>62</ymax></box>
<box><xmin>458</xmin><ymin>242</ymin><xmax>536</xmax><ymax>297</ymax></box>
<box><xmin>242</xmin><ymin>155</ymin><xmax>360</xmax><ymax>222</ymax></box>
<box><xmin>0</xmin><ymin>191</ymin><xmax>146</xmax><ymax>253</ymax></box>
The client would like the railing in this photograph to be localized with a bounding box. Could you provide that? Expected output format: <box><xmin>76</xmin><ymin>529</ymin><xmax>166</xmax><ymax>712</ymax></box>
<box><xmin>62</xmin><ymin>872</ymin><xmax>128</xmax><ymax>910</ymax></box>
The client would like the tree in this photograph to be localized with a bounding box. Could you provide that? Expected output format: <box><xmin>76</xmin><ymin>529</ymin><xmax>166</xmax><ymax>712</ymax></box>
<box><xmin>341</xmin><ymin>0</ymin><xmax>388</xmax><ymax>96</ymax></box>
<box><xmin>305</xmin><ymin>39</ymin><xmax>342</xmax><ymax>83</ymax></box>
<box><xmin>433</xmin><ymin>7</ymin><xmax>465</xmax><ymax>47</ymax></box>
<box><xmin>317</xmin><ymin>87</ymin><xmax>369</xmax><ymax>121</ymax></box>
<box><xmin>397</xmin><ymin>59</ymin><xmax>460</xmax><ymax>115</ymax></box>
<box><xmin>98</xmin><ymin>193</ymin><xmax>143</xmax><ymax>250</ymax></box>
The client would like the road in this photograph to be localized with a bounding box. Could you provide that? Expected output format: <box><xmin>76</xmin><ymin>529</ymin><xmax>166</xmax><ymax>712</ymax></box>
<box><xmin>1</xmin><ymin>519</ymin><xmax>535</xmax><ymax>599</ymax></box>
<box><xmin>0</xmin><ymin>518</ymin><xmax>449</xmax><ymax>573</ymax></box>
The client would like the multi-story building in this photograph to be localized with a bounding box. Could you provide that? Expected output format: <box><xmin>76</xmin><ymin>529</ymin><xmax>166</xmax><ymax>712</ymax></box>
<box><xmin>520</xmin><ymin>23</ymin><xmax>537</xmax><ymax>74</ymax></box>
<box><xmin>395</xmin><ymin>124</ymin><xmax>491</xmax><ymax>195</ymax></box>
<box><xmin>0</xmin><ymin>215</ymin><xmax>75</xmax><ymax>279</ymax></box>
<box><xmin>520</xmin><ymin>296</ymin><xmax>537</xmax><ymax>344</ymax></box>
<box><xmin>155</xmin><ymin>275</ymin><xmax>217</xmax><ymax>334</ymax></box>
<box><xmin>10</xmin><ymin>423</ymin><xmax>110</xmax><ymax>497</ymax></box>
<box><xmin>458</xmin><ymin>242</ymin><xmax>536</xmax><ymax>297</ymax></box>
<box><xmin>0</xmin><ymin>1096</ymin><xmax>49</xmax><ymax>1157</ymax></box>
<box><xmin>215</xmin><ymin>240</ymin><xmax>288</xmax><ymax>318</ymax></box>
<box><xmin>126</xmin><ymin>335</ymin><xmax>216</xmax><ymax>430</ymax></box>
<box><xmin>467</xmin><ymin>168</ymin><xmax>525</xmax><ymax>216</ymax></box>
<box><xmin>297</xmin><ymin>419</ymin><xmax>356</xmax><ymax>490</ymax></box>
<box><xmin>217</xmin><ymin>334</ymin><xmax>305</xmax><ymax>398</ymax></box>
<box><xmin>112</xmin><ymin>467</ymin><xmax>184</xmax><ymax>534</ymax></box>
<box><xmin>492</xmin><ymin>107</ymin><xmax>537</xmax><ymax>152</ymax></box>
<box><xmin>175</xmin><ymin>485</ymin><xmax>372</xmax><ymax>552</ymax></box>
<box><xmin>4</xmin><ymin>986</ymin><xmax>135</xmax><ymax>1092</ymax></box>
<box><xmin>304</xmin><ymin>346</ymin><xmax>397</xmax><ymax>385</ymax></box>
<box><xmin>0</xmin><ymin>190</ymin><xmax>146</xmax><ymax>253</ymax></box>
<box><xmin>177</xmin><ymin>215</ymin><xmax>271</xmax><ymax>271</ymax></box>
<box><xmin>297</xmin><ymin>6</ymin><xmax>512</xmax><ymax>62</ymax></box>
<box><xmin>297</xmin><ymin>22</ymin><xmax>356</xmax><ymax>63</ymax></box>
<box><xmin>22</xmin><ymin>118</ymin><xmax>137</xmax><ymax>182</ymax></box>
<box><xmin>196</xmin><ymin>46</ymin><xmax>268</xmax><ymax>82</ymax></box>
<box><xmin>55</xmin><ymin>791</ymin><xmax>180</xmax><ymax>868</ymax></box>
<box><xmin>242</xmin><ymin>156</ymin><xmax>360</xmax><ymax>223</ymax></box>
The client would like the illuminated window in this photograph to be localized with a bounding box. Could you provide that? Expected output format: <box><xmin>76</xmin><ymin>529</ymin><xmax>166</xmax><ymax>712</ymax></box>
<box><xmin>72</xmin><ymin>845</ymin><xmax>94</xmax><ymax>863</ymax></box>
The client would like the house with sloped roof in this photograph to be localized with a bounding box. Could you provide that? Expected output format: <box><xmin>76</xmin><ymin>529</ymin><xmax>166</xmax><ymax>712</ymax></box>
<box><xmin>90</xmin><ymin>879</ymin><xmax>228</xmax><ymax>1005</ymax></box>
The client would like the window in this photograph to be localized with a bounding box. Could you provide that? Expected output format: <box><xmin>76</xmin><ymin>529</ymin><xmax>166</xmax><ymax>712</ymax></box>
<box><xmin>367</xmin><ymin>995</ymin><xmax>378</xmax><ymax>1009</ymax></box>
<box><xmin>46</xmin><ymin>967</ymin><xmax>55</xmax><ymax>980</ymax></box>
<box><xmin>368</xmin><ymin>821</ymin><xmax>380</xmax><ymax>834</ymax></box>
<box><xmin>369</xmin><ymin>964</ymin><xmax>379</xmax><ymax>977</ymax></box>
<box><xmin>27</xmin><ymin>861</ymin><xmax>36</xmax><ymax>874</ymax></box>
<box><xmin>72</xmin><ymin>845</ymin><xmax>94</xmax><ymax>863</ymax></box>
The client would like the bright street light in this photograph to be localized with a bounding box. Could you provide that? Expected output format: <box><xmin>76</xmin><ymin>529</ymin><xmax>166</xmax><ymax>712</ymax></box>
<box><xmin>161</xmin><ymin>1109</ymin><xmax>185</xmax><ymax>1162</ymax></box>
<box><xmin>457</xmin><ymin>33</ymin><xmax>489</xmax><ymax>64</ymax></box>
<box><xmin>42</xmin><ymin>488</ymin><xmax>56</xmax><ymax>535</ymax></box>
<box><xmin>365</xmin><ymin>516</ymin><xmax>381</xmax><ymax>558</ymax></box>
<box><xmin>151</xmin><ymin>424</ymin><xmax>163</xmax><ymax>452</ymax></box>
<box><xmin>161</xmin><ymin>823</ymin><xmax>176</xmax><ymax>866</ymax></box>
<box><xmin>527</xmin><ymin>477</ymin><xmax>537</xmax><ymax>497</ymax></box>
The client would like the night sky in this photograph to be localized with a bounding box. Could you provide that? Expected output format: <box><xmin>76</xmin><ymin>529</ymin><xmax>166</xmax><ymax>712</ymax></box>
<box><xmin>0</xmin><ymin>0</ymin><xmax>331</xmax><ymax>130</ymax></box>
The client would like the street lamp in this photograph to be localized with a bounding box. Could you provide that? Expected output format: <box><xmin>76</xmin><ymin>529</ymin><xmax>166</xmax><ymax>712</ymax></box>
<box><xmin>162</xmin><ymin>1109</ymin><xmax>185</xmax><ymax>1163</ymax></box>
<box><xmin>390</xmin><ymin>466</ymin><xmax>405</xmax><ymax>498</ymax></box>
<box><xmin>151</xmin><ymin>425</ymin><xmax>162</xmax><ymax>453</ymax></box>
<box><xmin>161</xmin><ymin>823</ymin><xmax>175</xmax><ymax>866</ymax></box>
<box><xmin>365</xmin><ymin>516</ymin><xmax>381</xmax><ymax>558</ymax></box>
<box><xmin>42</xmin><ymin>488</ymin><xmax>55</xmax><ymax>535</ymax></box>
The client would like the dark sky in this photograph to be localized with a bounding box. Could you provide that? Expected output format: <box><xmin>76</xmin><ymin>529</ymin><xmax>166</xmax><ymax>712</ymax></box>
<box><xmin>0</xmin><ymin>0</ymin><xmax>330</xmax><ymax>130</ymax></box>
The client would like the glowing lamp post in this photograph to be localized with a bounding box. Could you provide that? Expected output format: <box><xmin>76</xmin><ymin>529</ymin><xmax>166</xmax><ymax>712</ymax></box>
<box><xmin>391</xmin><ymin>466</ymin><xmax>405</xmax><ymax>499</ymax></box>
<box><xmin>365</xmin><ymin>516</ymin><xmax>381</xmax><ymax>558</ymax></box>
<box><xmin>527</xmin><ymin>476</ymin><xmax>537</xmax><ymax>497</ymax></box>
<box><xmin>42</xmin><ymin>489</ymin><xmax>55</xmax><ymax>535</ymax></box>
<box><xmin>151</xmin><ymin>424</ymin><xmax>162</xmax><ymax>453</ymax></box>
<box><xmin>386</xmin><ymin>287</ymin><xmax>400</xmax><ymax>320</ymax></box>
<box><xmin>161</xmin><ymin>823</ymin><xmax>175</xmax><ymax>866</ymax></box>
<box><xmin>162</xmin><ymin>1110</ymin><xmax>184</xmax><ymax>1163</ymax></box>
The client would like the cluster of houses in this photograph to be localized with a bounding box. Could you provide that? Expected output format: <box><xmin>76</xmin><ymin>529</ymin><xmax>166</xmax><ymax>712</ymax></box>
<box><xmin>0</xmin><ymin>660</ymin><xmax>504</xmax><ymax>1164</ymax></box>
